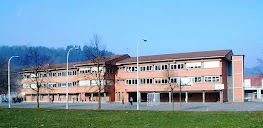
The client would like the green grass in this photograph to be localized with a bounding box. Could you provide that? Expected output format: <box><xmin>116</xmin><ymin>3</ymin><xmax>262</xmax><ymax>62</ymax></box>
<box><xmin>0</xmin><ymin>108</ymin><xmax>263</xmax><ymax>128</ymax></box>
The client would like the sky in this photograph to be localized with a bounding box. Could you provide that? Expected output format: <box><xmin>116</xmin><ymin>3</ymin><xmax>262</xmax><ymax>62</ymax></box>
<box><xmin>0</xmin><ymin>0</ymin><xmax>263</xmax><ymax>68</ymax></box>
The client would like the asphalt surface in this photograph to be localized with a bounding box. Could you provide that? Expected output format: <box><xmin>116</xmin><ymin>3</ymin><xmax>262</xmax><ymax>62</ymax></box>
<box><xmin>1</xmin><ymin>101</ymin><xmax>263</xmax><ymax>111</ymax></box>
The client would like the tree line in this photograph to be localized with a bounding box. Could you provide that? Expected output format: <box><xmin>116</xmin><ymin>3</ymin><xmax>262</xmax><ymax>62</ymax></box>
<box><xmin>0</xmin><ymin>43</ymin><xmax>114</xmax><ymax>94</ymax></box>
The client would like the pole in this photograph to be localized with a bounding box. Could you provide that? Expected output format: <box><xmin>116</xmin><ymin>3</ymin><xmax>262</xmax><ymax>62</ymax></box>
<box><xmin>8</xmin><ymin>56</ymin><xmax>19</xmax><ymax>108</ymax></box>
<box><xmin>66</xmin><ymin>46</ymin><xmax>78</xmax><ymax>109</ymax></box>
<box><xmin>136</xmin><ymin>40</ymin><xmax>139</xmax><ymax>110</ymax></box>
<box><xmin>136</xmin><ymin>39</ymin><xmax>147</xmax><ymax>110</ymax></box>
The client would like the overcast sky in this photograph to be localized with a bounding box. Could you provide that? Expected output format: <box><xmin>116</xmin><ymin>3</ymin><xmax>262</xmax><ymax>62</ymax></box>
<box><xmin>0</xmin><ymin>0</ymin><xmax>262</xmax><ymax>68</ymax></box>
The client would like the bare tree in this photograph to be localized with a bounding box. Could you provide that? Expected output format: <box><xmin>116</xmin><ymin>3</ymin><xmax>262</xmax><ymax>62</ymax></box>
<box><xmin>21</xmin><ymin>47</ymin><xmax>53</xmax><ymax>108</ymax></box>
<box><xmin>163</xmin><ymin>69</ymin><xmax>181</xmax><ymax>111</ymax></box>
<box><xmin>83</xmin><ymin>34</ymin><xmax>110</xmax><ymax>110</ymax></box>
<box><xmin>254</xmin><ymin>58</ymin><xmax>263</xmax><ymax>76</ymax></box>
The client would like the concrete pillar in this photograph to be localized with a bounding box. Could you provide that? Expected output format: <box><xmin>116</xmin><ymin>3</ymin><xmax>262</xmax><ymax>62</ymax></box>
<box><xmin>103</xmin><ymin>93</ymin><xmax>106</xmax><ymax>102</ymax></box>
<box><xmin>257</xmin><ymin>88</ymin><xmax>261</xmax><ymax>100</ymax></box>
<box><xmin>220</xmin><ymin>90</ymin><xmax>223</xmax><ymax>103</ymax></box>
<box><xmin>31</xmin><ymin>94</ymin><xmax>33</xmax><ymax>101</ymax></box>
<box><xmin>202</xmin><ymin>91</ymin><xmax>205</xmax><ymax>103</ymax></box>
<box><xmin>48</xmin><ymin>94</ymin><xmax>50</xmax><ymax>102</ymax></box>
<box><xmin>139</xmin><ymin>92</ymin><xmax>141</xmax><ymax>103</ymax></box>
<box><xmin>91</xmin><ymin>93</ymin><xmax>94</xmax><ymax>102</ymax></box>
<box><xmin>78</xmin><ymin>94</ymin><xmax>80</xmax><ymax>102</ymax></box>
<box><xmin>185</xmin><ymin>91</ymin><xmax>188</xmax><ymax>103</ymax></box>
<box><xmin>169</xmin><ymin>92</ymin><xmax>171</xmax><ymax>103</ymax></box>
<box><xmin>57</xmin><ymin>94</ymin><xmax>59</xmax><ymax>101</ymax></box>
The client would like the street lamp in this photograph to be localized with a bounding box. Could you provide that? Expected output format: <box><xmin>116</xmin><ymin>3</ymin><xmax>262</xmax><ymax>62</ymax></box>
<box><xmin>66</xmin><ymin>46</ymin><xmax>78</xmax><ymax>109</ymax></box>
<box><xmin>8</xmin><ymin>56</ymin><xmax>19</xmax><ymax>108</ymax></box>
<box><xmin>137</xmin><ymin>39</ymin><xmax>147</xmax><ymax>110</ymax></box>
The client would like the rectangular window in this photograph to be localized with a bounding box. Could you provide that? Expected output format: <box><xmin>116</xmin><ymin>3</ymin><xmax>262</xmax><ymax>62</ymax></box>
<box><xmin>52</xmin><ymin>72</ymin><xmax>57</xmax><ymax>77</ymax></box>
<box><xmin>155</xmin><ymin>64</ymin><xmax>168</xmax><ymax>71</ymax></box>
<box><xmin>125</xmin><ymin>66</ymin><xmax>137</xmax><ymax>72</ymax></box>
<box><xmin>62</xmin><ymin>83</ymin><xmax>66</xmax><ymax>87</ymax></box>
<box><xmin>170</xmin><ymin>64</ymin><xmax>184</xmax><ymax>70</ymax></box>
<box><xmin>73</xmin><ymin>82</ymin><xmax>77</xmax><ymax>87</ymax></box>
<box><xmin>107</xmin><ymin>80</ymin><xmax>114</xmax><ymax>85</ymax></box>
<box><xmin>170</xmin><ymin>77</ymin><xmax>178</xmax><ymax>83</ymax></box>
<box><xmin>180</xmin><ymin>77</ymin><xmax>192</xmax><ymax>86</ymax></box>
<box><xmin>79</xmin><ymin>80</ymin><xmax>90</xmax><ymax>86</ymax></box>
<box><xmin>154</xmin><ymin>78</ymin><xmax>171</xmax><ymax>84</ymax></box>
<box><xmin>186</xmin><ymin>62</ymin><xmax>202</xmax><ymax>69</ymax></box>
<box><xmin>58</xmin><ymin>72</ymin><xmax>62</xmax><ymax>76</ymax></box>
<box><xmin>140</xmin><ymin>78</ymin><xmax>153</xmax><ymax>84</ymax></box>
<box><xmin>203</xmin><ymin>61</ymin><xmax>220</xmax><ymax>68</ymax></box>
<box><xmin>192</xmin><ymin>77</ymin><xmax>202</xmax><ymax>83</ymax></box>
<box><xmin>140</xmin><ymin>66</ymin><xmax>146</xmax><ymax>71</ymax></box>
<box><xmin>204</xmin><ymin>76</ymin><xmax>220</xmax><ymax>83</ymax></box>
<box><xmin>57</xmin><ymin>83</ymin><xmax>62</xmax><ymax>87</ymax></box>
<box><xmin>126</xmin><ymin>79</ymin><xmax>137</xmax><ymax>85</ymax></box>
<box><xmin>73</xmin><ymin>71</ymin><xmax>77</xmax><ymax>75</ymax></box>
<box><xmin>23</xmin><ymin>84</ymin><xmax>31</xmax><ymax>88</ymax></box>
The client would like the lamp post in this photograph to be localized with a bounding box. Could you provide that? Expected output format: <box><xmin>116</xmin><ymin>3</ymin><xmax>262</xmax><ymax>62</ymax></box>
<box><xmin>66</xmin><ymin>46</ymin><xmax>78</xmax><ymax>109</ymax></box>
<box><xmin>136</xmin><ymin>39</ymin><xmax>147</xmax><ymax>110</ymax></box>
<box><xmin>8</xmin><ymin>56</ymin><xmax>19</xmax><ymax>108</ymax></box>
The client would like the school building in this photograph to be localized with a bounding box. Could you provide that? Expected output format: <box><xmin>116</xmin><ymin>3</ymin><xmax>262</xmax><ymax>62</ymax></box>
<box><xmin>20</xmin><ymin>49</ymin><xmax>245</xmax><ymax>103</ymax></box>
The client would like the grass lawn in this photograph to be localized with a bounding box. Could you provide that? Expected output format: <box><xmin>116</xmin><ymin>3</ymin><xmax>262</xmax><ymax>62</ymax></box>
<box><xmin>0</xmin><ymin>108</ymin><xmax>263</xmax><ymax>128</ymax></box>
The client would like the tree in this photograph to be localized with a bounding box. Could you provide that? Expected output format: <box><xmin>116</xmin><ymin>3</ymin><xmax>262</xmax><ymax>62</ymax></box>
<box><xmin>0</xmin><ymin>57</ymin><xmax>7</xmax><ymax>93</ymax></box>
<box><xmin>0</xmin><ymin>57</ymin><xmax>20</xmax><ymax>94</ymax></box>
<box><xmin>83</xmin><ymin>34</ymin><xmax>111</xmax><ymax>110</ymax></box>
<box><xmin>254</xmin><ymin>57</ymin><xmax>263</xmax><ymax>76</ymax></box>
<box><xmin>163</xmin><ymin>69</ymin><xmax>182</xmax><ymax>111</ymax></box>
<box><xmin>21</xmin><ymin>47</ymin><xmax>53</xmax><ymax>108</ymax></box>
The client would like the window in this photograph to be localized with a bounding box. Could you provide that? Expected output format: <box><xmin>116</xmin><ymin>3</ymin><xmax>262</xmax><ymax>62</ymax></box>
<box><xmin>73</xmin><ymin>82</ymin><xmax>77</xmax><ymax>87</ymax></box>
<box><xmin>58</xmin><ymin>72</ymin><xmax>62</xmax><ymax>76</ymax></box>
<box><xmin>80</xmin><ymin>68</ymin><xmax>90</xmax><ymax>74</ymax></box>
<box><xmin>170</xmin><ymin>78</ymin><xmax>178</xmax><ymax>83</ymax></box>
<box><xmin>154</xmin><ymin>64</ymin><xmax>168</xmax><ymax>71</ymax></box>
<box><xmin>117</xmin><ymin>79</ymin><xmax>124</xmax><ymax>82</ymax></box>
<box><xmin>192</xmin><ymin>77</ymin><xmax>202</xmax><ymax>83</ymax></box>
<box><xmin>48</xmin><ymin>83</ymin><xmax>57</xmax><ymax>88</ymax></box>
<box><xmin>62</xmin><ymin>83</ymin><xmax>66</xmax><ymax>87</ymax></box>
<box><xmin>154</xmin><ymin>78</ymin><xmax>169</xmax><ymax>84</ymax></box>
<box><xmin>41</xmin><ymin>83</ymin><xmax>47</xmax><ymax>88</ymax></box>
<box><xmin>52</xmin><ymin>72</ymin><xmax>57</xmax><ymax>77</ymax></box>
<box><xmin>23</xmin><ymin>84</ymin><xmax>30</xmax><ymax>88</ymax></box>
<box><xmin>57</xmin><ymin>83</ymin><xmax>62</xmax><ymax>87</ymax></box>
<box><xmin>68</xmin><ymin>71</ymin><xmax>72</xmax><ymax>76</ymax></box>
<box><xmin>204</xmin><ymin>76</ymin><xmax>220</xmax><ymax>83</ymax></box>
<box><xmin>125</xmin><ymin>66</ymin><xmax>137</xmax><ymax>72</ymax></box>
<box><xmin>186</xmin><ymin>62</ymin><xmax>202</xmax><ymax>69</ymax></box>
<box><xmin>24</xmin><ymin>74</ymin><xmax>30</xmax><ymax>79</ymax></box>
<box><xmin>107</xmin><ymin>80</ymin><xmax>114</xmax><ymax>85</ymax></box>
<box><xmin>43</xmin><ymin>74</ymin><xmax>47</xmax><ymax>77</ymax></box>
<box><xmin>203</xmin><ymin>61</ymin><xmax>220</xmax><ymax>68</ymax></box>
<box><xmin>180</xmin><ymin>77</ymin><xmax>192</xmax><ymax>86</ymax></box>
<box><xmin>140</xmin><ymin>78</ymin><xmax>153</xmax><ymax>84</ymax></box>
<box><xmin>126</xmin><ymin>79</ymin><xmax>137</xmax><ymax>85</ymax></box>
<box><xmin>140</xmin><ymin>65</ymin><xmax>153</xmax><ymax>72</ymax></box>
<box><xmin>73</xmin><ymin>71</ymin><xmax>77</xmax><ymax>75</ymax></box>
<box><xmin>107</xmin><ymin>68</ymin><xmax>114</xmax><ymax>73</ymax></box>
<box><xmin>48</xmin><ymin>72</ymin><xmax>52</xmax><ymax>77</ymax></box>
<box><xmin>170</xmin><ymin>64</ymin><xmax>184</xmax><ymax>70</ymax></box>
<box><xmin>79</xmin><ymin>80</ymin><xmax>90</xmax><ymax>86</ymax></box>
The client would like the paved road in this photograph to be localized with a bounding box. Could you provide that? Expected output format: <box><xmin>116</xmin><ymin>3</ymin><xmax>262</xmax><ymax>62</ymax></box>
<box><xmin>1</xmin><ymin>101</ymin><xmax>263</xmax><ymax>111</ymax></box>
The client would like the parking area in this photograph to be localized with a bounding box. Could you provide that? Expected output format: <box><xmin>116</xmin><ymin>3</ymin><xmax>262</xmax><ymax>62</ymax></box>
<box><xmin>1</xmin><ymin>101</ymin><xmax>263</xmax><ymax>111</ymax></box>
